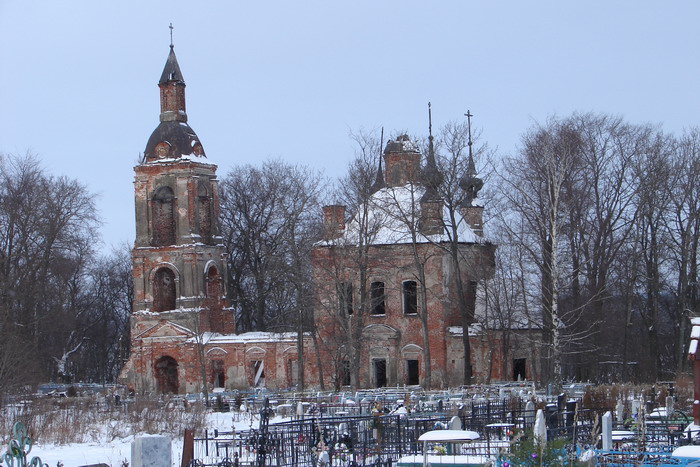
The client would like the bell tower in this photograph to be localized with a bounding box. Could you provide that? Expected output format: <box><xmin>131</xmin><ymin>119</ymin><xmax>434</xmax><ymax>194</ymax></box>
<box><xmin>131</xmin><ymin>44</ymin><xmax>233</xmax><ymax>337</ymax></box>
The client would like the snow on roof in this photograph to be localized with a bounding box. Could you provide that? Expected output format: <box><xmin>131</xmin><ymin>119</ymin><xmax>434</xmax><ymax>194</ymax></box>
<box><xmin>447</xmin><ymin>324</ymin><xmax>484</xmax><ymax>337</ymax></box>
<box><xmin>689</xmin><ymin>321</ymin><xmax>700</xmax><ymax>360</ymax></box>
<box><xmin>417</xmin><ymin>429</ymin><xmax>480</xmax><ymax>442</ymax></box>
<box><xmin>147</xmin><ymin>153</ymin><xmax>207</xmax><ymax>164</ymax></box>
<box><xmin>672</xmin><ymin>444</ymin><xmax>700</xmax><ymax>458</ymax></box>
<box><xmin>332</xmin><ymin>184</ymin><xmax>483</xmax><ymax>247</ymax></box>
<box><xmin>693</xmin><ymin>326</ymin><xmax>700</xmax><ymax>339</ymax></box>
<box><xmin>197</xmin><ymin>331</ymin><xmax>300</xmax><ymax>345</ymax></box>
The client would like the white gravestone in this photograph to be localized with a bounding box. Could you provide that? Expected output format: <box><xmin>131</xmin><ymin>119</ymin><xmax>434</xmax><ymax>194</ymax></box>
<box><xmin>131</xmin><ymin>435</ymin><xmax>171</xmax><ymax>467</ymax></box>
<box><xmin>601</xmin><ymin>411</ymin><xmax>613</xmax><ymax>451</ymax></box>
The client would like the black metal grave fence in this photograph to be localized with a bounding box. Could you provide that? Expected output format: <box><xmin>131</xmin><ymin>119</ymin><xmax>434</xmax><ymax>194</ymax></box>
<box><xmin>189</xmin><ymin>398</ymin><xmax>610</xmax><ymax>467</ymax></box>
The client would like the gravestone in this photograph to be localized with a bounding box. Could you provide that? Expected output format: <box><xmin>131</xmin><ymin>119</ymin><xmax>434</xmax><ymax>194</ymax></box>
<box><xmin>615</xmin><ymin>399</ymin><xmax>624</xmax><ymax>423</ymax></box>
<box><xmin>534</xmin><ymin>409</ymin><xmax>547</xmax><ymax>446</ymax></box>
<box><xmin>631</xmin><ymin>399</ymin><xmax>641</xmax><ymax>419</ymax></box>
<box><xmin>601</xmin><ymin>411</ymin><xmax>613</xmax><ymax>451</ymax></box>
<box><xmin>525</xmin><ymin>400</ymin><xmax>536</xmax><ymax>424</ymax></box>
<box><xmin>131</xmin><ymin>435</ymin><xmax>171</xmax><ymax>467</ymax></box>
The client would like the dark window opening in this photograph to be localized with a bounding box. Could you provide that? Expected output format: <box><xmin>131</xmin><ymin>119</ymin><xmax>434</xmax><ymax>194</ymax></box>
<box><xmin>212</xmin><ymin>359</ymin><xmax>225</xmax><ymax>388</ymax></box>
<box><xmin>513</xmin><ymin>358</ymin><xmax>527</xmax><ymax>381</ymax></box>
<box><xmin>155</xmin><ymin>356</ymin><xmax>178</xmax><ymax>394</ymax></box>
<box><xmin>373</xmin><ymin>359</ymin><xmax>387</xmax><ymax>388</ymax></box>
<box><xmin>250</xmin><ymin>360</ymin><xmax>265</xmax><ymax>387</ymax></box>
<box><xmin>407</xmin><ymin>359</ymin><xmax>419</xmax><ymax>385</ymax></box>
<box><xmin>152</xmin><ymin>186</ymin><xmax>176</xmax><ymax>246</ymax></box>
<box><xmin>341</xmin><ymin>360</ymin><xmax>351</xmax><ymax>386</ymax></box>
<box><xmin>371</xmin><ymin>281</ymin><xmax>386</xmax><ymax>315</ymax></box>
<box><xmin>339</xmin><ymin>282</ymin><xmax>353</xmax><ymax>316</ymax></box>
<box><xmin>403</xmin><ymin>281</ymin><xmax>417</xmax><ymax>315</ymax></box>
<box><xmin>153</xmin><ymin>268</ymin><xmax>176</xmax><ymax>312</ymax></box>
<box><xmin>198</xmin><ymin>183</ymin><xmax>212</xmax><ymax>241</ymax></box>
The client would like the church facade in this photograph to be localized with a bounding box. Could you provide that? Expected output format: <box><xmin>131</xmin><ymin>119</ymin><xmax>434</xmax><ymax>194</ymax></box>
<box><xmin>120</xmin><ymin>46</ymin><xmax>537</xmax><ymax>394</ymax></box>
<box><xmin>119</xmin><ymin>46</ymin><xmax>316</xmax><ymax>394</ymax></box>
<box><xmin>312</xmin><ymin>134</ymin><xmax>500</xmax><ymax>389</ymax></box>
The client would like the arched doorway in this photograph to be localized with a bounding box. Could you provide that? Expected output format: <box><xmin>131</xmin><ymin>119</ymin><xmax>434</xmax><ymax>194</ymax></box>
<box><xmin>155</xmin><ymin>356</ymin><xmax>178</xmax><ymax>393</ymax></box>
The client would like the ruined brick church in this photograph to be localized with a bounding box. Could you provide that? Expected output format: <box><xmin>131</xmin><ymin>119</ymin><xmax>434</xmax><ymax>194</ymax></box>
<box><xmin>120</xmin><ymin>46</ymin><xmax>537</xmax><ymax>393</ymax></box>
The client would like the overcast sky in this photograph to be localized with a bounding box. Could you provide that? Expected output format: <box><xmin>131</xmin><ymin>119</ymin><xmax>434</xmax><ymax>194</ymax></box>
<box><xmin>2</xmin><ymin>1</ymin><xmax>699</xmax><ymax>251</ymax></box>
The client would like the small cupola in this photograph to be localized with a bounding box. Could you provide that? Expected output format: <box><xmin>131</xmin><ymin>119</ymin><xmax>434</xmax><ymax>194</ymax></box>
<box><xmin>419</xmin><ymin>103</ymin><xmax>444</xmax><ymax>235</ymax></box>
<box><xmin>383</xmin><ymin>135</ymin><xmax>421</xmax><ymax>187</ymax></box>
<box><xmin>459</xmin><ymin>110</ymin><xmax>484</xmax><ymax>235</ymax></box>
<box><xmin>158</xmin><ymin>46</ymin><xmax>187</xmax><ymax>123</ymax></box>
<box><xmin>143</xmin><ymin>45</ymin><xmax>206</xmax><ymax>163</ymax></box>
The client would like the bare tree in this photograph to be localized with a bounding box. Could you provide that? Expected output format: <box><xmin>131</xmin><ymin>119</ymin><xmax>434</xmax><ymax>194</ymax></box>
<box><xmin>220</xmin><ymin>160</ymin><xmax>323</xmax><ymax>333</ymax></box>
<box><xmin>0</xmin><ymin>153</ymin><xmax>100</xmax><ymax>386</ymax></box>
<box><xmin>668</xmin><ymin>130</ymin><xmax>700</xmax><ymax>374</ymax></box>
<box><xmin>77</xmin><ymin>245</ymin><xmax>133</xmax><ymax>383</ymax></box>
<box><xmin>220</xmin><ymin>159</ymin><xmax>324</xmax><ymax>389</ymax></box>
<box><xmin>497</xmin><ymin>118</ymin><xmax>585</xmax><ymax>382</ymax></box>
<box><xmin>430</xmin><ymin>117</ymin><xmax>497</xmax><ymax>385</ymax></box>
<box><xmin>317</xmin><ymin>130</ymin><xmax>384</xmax><ymax>389</ymax></box>
<box><xmin>628</xmin><ymin>129</ymin><xmax>675</xmax><ymax>380</ymax></box>
<box><xmin>563</xmin><ymin>115</ymin><xmax>642</xmax><ymax>378</ymax></box>
<box><xmin>377</xmin><ymin>178</ymin><xmax>437</xmax><ymax>388</ymax></box>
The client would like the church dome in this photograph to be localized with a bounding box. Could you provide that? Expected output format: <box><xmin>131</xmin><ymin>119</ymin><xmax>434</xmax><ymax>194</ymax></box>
<box><xmin>144</xmin><ymin>121</ymin><xmax>205</xmax><ymax>162</ymax></box>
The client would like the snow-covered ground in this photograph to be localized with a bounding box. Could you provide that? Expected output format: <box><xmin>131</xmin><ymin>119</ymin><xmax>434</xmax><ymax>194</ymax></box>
<box><xmin>28</xmin><ymin>412</ymin><xmax>269</xmax><ymax>467</ymax></box>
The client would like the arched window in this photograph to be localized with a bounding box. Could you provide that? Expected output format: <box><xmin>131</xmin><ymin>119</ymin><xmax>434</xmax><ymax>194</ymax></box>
<box><xmin>371</xmin><ymin>281</ymin><xmax>386</xmax><ymax>315</ymax></box>
<box><xmin>205</xmin><ymin>265</ymin><xmax>225</xmax><ymax>333</ymax></box>
<box><xmin>152</xmin><ymin>186</ymin><xmax>176</xmax><ymax>246</ymax></box>
<box><xmin>153</xmin><ymin>267</ymin><xmax>176</xmax><ymax>312</ymax></box>
<box><xmin>206</xmin><ymin>266</ymin><xmax>222</xmax><ymax>301</ymax></box>
<box><xmin>402</xmin><ymin>280</ymin><xmax>417</xmax><ymax>315</ymax></box>
<box><xmin>198</xmin><ymin>182</ymin><xmax>212</xmax><ymax>241</ymax></box>
<box><xmin>155</xmin><ymin>356</ymin><xmax>178</xmax><ymax>393</ymax></box>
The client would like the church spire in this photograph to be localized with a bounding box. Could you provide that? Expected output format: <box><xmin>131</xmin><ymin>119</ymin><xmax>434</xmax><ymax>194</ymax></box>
<box><xmin>158</xmin><ymin>28</ymin><xmax>187</xmax><ymax>124</ymax></box>
<box><xmin>421</xmin><ymin>102</ymin><xmax>443</xmax><ymax>201</ymax></box>
<box><xmin>159</xmin><ymin>46</ymin><xmax>185</xmax><ymax>86</ymax></box>
<box><xmin>371</xmin><ymin>127</ymin><xmax>386</xmax><ymax>193</ymax></box>
<box><xmin>459</xmin><ymin>110</ymin><xmax>483</xmax><ymax>206</ymax></box>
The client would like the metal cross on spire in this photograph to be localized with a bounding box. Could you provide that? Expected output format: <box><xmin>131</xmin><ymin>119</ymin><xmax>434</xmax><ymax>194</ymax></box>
<box><xmin>464</xmin><ymin>110</ymin><xmax>474</xmax><ymax>159</ymax></box>
<box><xmin>427</xmin><ymin>102</ymin><xmax>436</xmax><ymax>161</ymax></box>
<box><xmin>169</xmin><ymin>23</ymin><xmax>174</xmax><ymax>48</ymax></box>
<box><xmin>428</xmin><ymin>102</ymin><xmax>433</xmax><ymax>140</ymax></box>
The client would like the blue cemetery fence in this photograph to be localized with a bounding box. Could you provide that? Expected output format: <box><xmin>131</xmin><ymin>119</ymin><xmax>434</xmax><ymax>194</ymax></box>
<box><xmin>0</xmin><ymin>422</ymin><xmax>46</xmax><ymax>467</ymax></box>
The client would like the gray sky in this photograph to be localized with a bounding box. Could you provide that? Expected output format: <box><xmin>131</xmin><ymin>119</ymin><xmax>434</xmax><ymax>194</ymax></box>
<box><xmin>2</xmin><ymin>1</ymin><xmax>699</xmax><ymax>251</ymax></box>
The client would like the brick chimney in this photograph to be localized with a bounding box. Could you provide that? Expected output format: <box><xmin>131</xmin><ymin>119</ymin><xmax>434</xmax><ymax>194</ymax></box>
<box><xmin>323</xmin><ymin>205</ymin><xmax>346</xmax><ymax>240</ymax></box>
<box><xmin>383</xmin><ymin>135</ymin><xmax>421</xmax><ymax>187</ymax></box>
